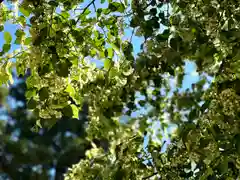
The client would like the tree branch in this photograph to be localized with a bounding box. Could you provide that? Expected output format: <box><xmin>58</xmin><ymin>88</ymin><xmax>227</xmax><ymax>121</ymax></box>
<box><xmin>75</xmin><ymin>0</ymin><xmax>95</xmax><ymax>24</ymax></box>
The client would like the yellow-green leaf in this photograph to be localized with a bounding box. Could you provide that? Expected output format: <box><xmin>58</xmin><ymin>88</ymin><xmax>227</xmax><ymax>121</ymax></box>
<box><xmin>71</xmin><ymin>104</ymin><xmax>79</xmax><ymax>118</ymax></box>
<box><xmin>36</xmin><ymin>119</ymin><xmax>42</xmax><ymax>128</ymax></box>
<box><xmin>104</xmin><ymin>59</ymin><xmax>112</xmax><ymax>70</ymax></box>
<box><xmin>107</xmin><ymin>47</ymin><xmax>114</xmax><ymax>58</ymax></box>
<box><xmin>19</xmin><ymin>7</ymin><xmax>31</xmax><ymax>17</ymax></box>
<box><xmin>123</xmin><ymin>67</ymin><xmax>134</xmax><ymax>76</ymax></box>
<box><xmin>24</xmin><ymin>37</ymin><xmax>32</xmax><ymax>45</ymax></box>
<box><xmin>4</xmin><ymin>32</ymin><xmax>12</xmax><ymax>43</ymax></box>
<box><xmin>65</xmin><ymin>84</ymin><xmax>75</xmax><ymax>94</ymax></box>
<box><xmin>109</xmin><ymin>67</ymin><xmax>119</xmax><ymax>78</ymax></box>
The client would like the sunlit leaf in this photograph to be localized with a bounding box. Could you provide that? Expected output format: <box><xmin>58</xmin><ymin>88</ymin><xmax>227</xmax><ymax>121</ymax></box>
<box><xmin>4</xmin><ymin>32</ymin><xmax>12</xmax><ymax>43</ymax></box>
<box><xmin>36</xmin><ymin>119</ymin><xmax>42</xmax><ymax>128</ymax></box>
<box><xmin>19</xmin><ymin>7</ymin><xmax>31</xmax><ymax>17</ymax></box>
<box><xmin>122</xmin><ymin>67</ymin><xmax>134</xmax><ymax>76</ymax></box>
<box><xmin>71</xmin><ymin>104</ymin><xmax>79</xmax><ymax>118</ymax></box>
<box><xmin>24</xmin><ymin>37</ymin><xmax>32</xmax><ymax>45</ymax></box>
<box><xmin>104</xmin><ymin>59</ymin><xmax>112</xmax><ymax>71</ymax></box>
<box><xmin>107</xmin><ymin>47</ymin><xmax>114</xmax><ymax>58</ymax></box>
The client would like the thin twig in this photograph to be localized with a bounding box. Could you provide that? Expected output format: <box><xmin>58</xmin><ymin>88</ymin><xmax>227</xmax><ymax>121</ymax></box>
<box><xmin>74</xmin><ymin>8</ymin><xmax>85</xmax><ymax>12</ymax></box>
<box><xmin>130</xmin><ymin>28</ymin><xmax>135</xmax><ymax>43</ymax></box>
<box><xmin>66</xmin><ymin>0</ymin><xmax>95</xmax><ymax>38</ymax></box>
<box><xmin>1</xmin><ymin>48</ymin><xmax>29</xmax><ymax>61</ymax></box>
<box><xmin>75</xmin><ymin>0</ymin><xmax>95</xmax><ymax>24</ymax></box>
<box><xmin>93</xmin><ymin>1</ymin><xmax>97</xmax><ymax>13</ymax></box>
<box><xmin>115</xmin><ymin>11</ymin><xmax>134</xmax><ymax>18</ymax></box>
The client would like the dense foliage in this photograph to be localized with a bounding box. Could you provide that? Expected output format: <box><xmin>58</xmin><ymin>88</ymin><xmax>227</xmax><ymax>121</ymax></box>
<box><xmin>1</xmin><ymin>0</ymin><xmax>240</xmax><ymax>179</ymax></box>
<box><xmin>0</xmin><ymin>74</ymin><xmax>91</xmax><ymax>179</ymax></box>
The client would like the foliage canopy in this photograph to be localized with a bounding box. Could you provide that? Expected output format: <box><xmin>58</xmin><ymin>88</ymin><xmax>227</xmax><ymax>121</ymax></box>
<box><xmin>1</xmin><ymin>0</ymin><xmax>240</xmax><ymax>179</ymax></box>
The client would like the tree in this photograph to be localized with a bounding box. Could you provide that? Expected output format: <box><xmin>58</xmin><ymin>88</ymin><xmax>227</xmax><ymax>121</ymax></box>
<box><xmin>66</xmin><ymin>0</ymin><xmax>240</xmax><ymax>179</ymax></box>
<box><xmin>0</xmin><ymin>74</ymin><xmax>92</xmax><ymax>180</ymax></box>
<box><xmin>1</xmin><ymin>0</ymin><xmax>240</xmax><ymax>179</ymax></box>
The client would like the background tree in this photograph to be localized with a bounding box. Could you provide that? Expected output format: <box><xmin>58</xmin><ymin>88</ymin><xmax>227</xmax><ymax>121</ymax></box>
<box><xmin>0</xmin><ymin>73</ymin><xmax>91</xmax><ymax>180</ymax></box>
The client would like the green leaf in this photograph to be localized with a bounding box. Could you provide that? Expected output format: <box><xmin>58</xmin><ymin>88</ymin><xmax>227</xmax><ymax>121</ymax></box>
<box><xmin>102</xmin><ymin>8</ymin><xmax>111</xmax><ymax>15</ymax></box>
<box><xmin>101</xmin><ymin>0</ymin><xmax>105</xmax><ymax>3</ymax></box>
<box><xmin>65</xmin><ymin>84</ymin><xmax>75</xmax><ymax>94</ymax></box>
<box><xmin>31</xmin><ymin>125</ymin><xmax>39</xmax><ymax>133</ymax></box>
<box><xmin>218</xmin><ymin>158</ymin><xmax>228</xmax><ymax>174</ymax></box>
<box><xmin>25</xmin><ymin>88</ymin><xmax>37</xmax><ymax>99</ymax></box>
<box><xmin>39</xmin><ymin>87</ymin><xmax>49</xmax><ymax>101</ymax></box>
<box><xmin>17</xmin><ymin>15</ymin><xmax>26</xmax><ymax>27</ymax></box>
<box><xmin>0</xmin><ymin>25</ymin><xmax>4</xmax><ymax>32</ymax></box>
<box><xmin>118</xmin><ymin>78</ymin><xmax>127</xmax><ymax>86</ymax></box>
<box><xmin>130</xmin><ymin>17</ymin><xmax>138</xmax><ymax>28</ymax></box>
<box><xmin>156</xmin><ymin>29</ymin><xmax>170</xmax><ymax>41</ymax></box>
<box><xmin>38</xmin><ymin>64</ymin><xmax>50</xmax><ymax>76</ymax></box>
<box><xmin>81</xmin><ymin>8</ymin><xmax>91</xmax><ymax>17</ymax></box>
<box><xmin>135</xmin><ymin>28</ymin><xmax>143</xmax><ymax>37</ymax></box>
<box><xmin>104</xmin><ymin>59</ymin><xmax>112</xmax><ymax>70</ymax></box>
<box><xmin>36</xmin><ymin>119</ymin><xmax>42</xmax><ymax>128</ymax></box>
<box><xmin>4</xmin><ymin>32</ymin><xmax>12</xmax><ymax>43</ymax></box>
<box><xmin>188</xmin><ymin>109</ymin><xmax>197</xmax><ymax>121</ymax></box>
<box><xmin>199</xmin><ymin>138</ymin><xmax>210</xmax><ymax>148</ymax></box>
<box><xmin>122</xmin><ymin>67</ymin><xmax>134</xmax><ymax>76</ymax></box>
<box><xmin>5</xmin><ymin>61</ymin><xmax>13</xmax><ymax>84</ymax></box>
<box><xmin>61</xmin><ymin>11</ymin><xmax>70</xmax><ymax>19</ymax></box>
<box><xmin>150</xmin><ymin>8</ymin><xmax>157</xmax><ymax>16</ymax></box>
<box><xmin>108</xmin><ymin>2</ymin><xmax>125</xmax><ymax>13</ymax></box>
<box><xmin>96</xmin><ymin>8</ymin><xmax>102</xmax><ymax>17</ymax></box>
<box><xmin>24</xmin><ymin>37</ymin><xmax>32</xmax><ymax>45</ymax></box>
<box><xmin>62</xmin><ymin>105</ymin><xmax>73</xmax><ymax>117</ymax></box>
<box><xmin>235</xmin><ymin>135</ymin><xmax>240</xmax><ymax>154</ymax></box>
<box><xmin>110</xmin><ymin>43</ymin><xmax>121</xmax><ymax>57</ymax></box>
<box><xmin>159</xmin><ymin>11</ymin><xmax>165</xmax><ymax>20</ymax></box>
<box><xmin>107</xmin><ymin>48</ymin><xmax>114</xmax><ymax>58</ymax></box>
<box><xmin>138</xmin><ymin>100</ymin><xmax>146</xmax><ymax>107</ymax></box>
<box><xmin>176</xmin><ymin>73</ymin><xmax>184</xmax><ymax>87</ymax></box>
<box><xmin>48</xmin><ymin>0</ymin><xmax>59</xmax><ymax>7</ymax></box>
<box><xmin>28</xmin><ymin>98</ymin><xmax>37</xmax><ymax>109</ymax></box>
<box><xmin>15</xmin><ymin>29</ymin><xmax>25</xmax><ymax>37</ymax></box>
<box><xmin>104</xmin><ymin>49</ymin><xmax>108</xmax><ymax>57</ymax></box>
<box><xmin>71</xmin><ymin>104</ymin><xmax>79</xmax><ymax>118</ymax></box>
<box><xmin>14</xmin><ymin>38</ymin><xmax>22</xmax><ymax>45</ymax></box>
<box><xmin>109</xmin><ymin>67</ymin><xmax>119</xmax><ymax>78</ymax></box>
<box><xmin>2</xmin><ymin>44</ymin><xmax>11</xmax><ymax>53</ymax></box>
<box><xmin>19</xmin><ymin>7</ymin><xmax>31</xmax><ymax>17</ymax></box>
<box><xmin>56</xmin><ymin>62</ymin><xmax>70</xmax><ymax>77</ymax></box>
